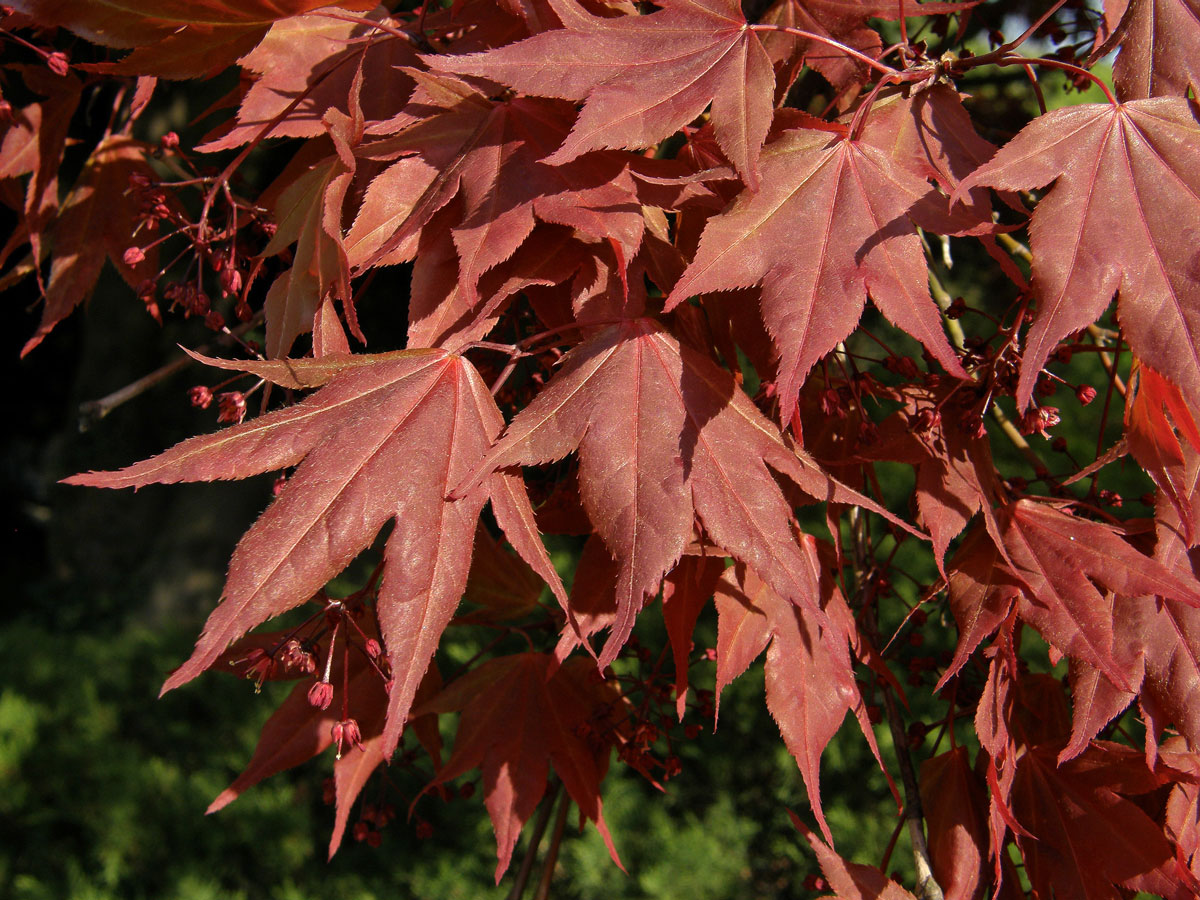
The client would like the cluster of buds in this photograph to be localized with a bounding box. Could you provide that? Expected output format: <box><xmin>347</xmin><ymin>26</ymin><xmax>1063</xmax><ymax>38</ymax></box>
<box><xmin>128</xmin><ymin>171</ymin><xmax>172</xmax><ymax>233</ymax></box>
<box><xmin>163</xmin><ymin>281</ymin><xmax>211</xmax><ymax>318</ymax></box>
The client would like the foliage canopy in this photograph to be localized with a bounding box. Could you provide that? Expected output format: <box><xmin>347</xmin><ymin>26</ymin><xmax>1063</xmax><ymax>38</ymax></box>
<box><xmin>5</xmin><ymin>0</ymin><xmax>1200</xmax><ymax>896</ymax></box>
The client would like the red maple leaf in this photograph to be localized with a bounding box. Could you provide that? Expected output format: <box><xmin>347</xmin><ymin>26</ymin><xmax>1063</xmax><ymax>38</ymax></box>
<box><xmin>64</xmin><ymin>350</ymin><xmax>567</xmax><ymax>758</ymax></box>
<box><xmin>8</xmin><ymin>0</ymin><xmax>377</xmax><ymax>79</ymax></box>
<box><xmin>456</xmin><ymin>317</ymin><xmax>910</xmax><ymax>666</ymax></box>
<box><xmin>954</xmin><ymin>98</ymin><xmax>1200</xmax><ymax>411</ymax></box>
<box><xmin>22</xmin><ymin>135</ymin><xmax>160</xmax><ymax>356</ymax></box>
<box><xmin>1000</xmin><ymin>499</ymin><xmax>1200</xmax><ymax>691</ymax></box>
<box><xmin>414</xmin><ymin>653</ymin><xmax>624</xmax><ymax>880</ymax></box>
<box><xmin>791</xmin><ymin>812</ymin><xmax>920</xmax><ymax>900</ymax></box>
<box><xmin>920</xmin><ymin>747</ymin><xmax>988</xmax><ymax>900</ymax></box>
<box><xmin>667</xmin><ymin>122</ymin><xmax>968</xmax><ymax>424</ymax></box>
<box><xmin>347</xmin><ymin>71</ymin><xmax>644</xmax><ymax>320</ymax></box>
<box><xmin>428</xmin><ymin>0</ymin><xmax>775</xmax><ymax>188</ymax></box>
<box><xmin>714</xmin><ymin>552</ymin><xmax>876</xmax><ymax>843</ymax></box>
<box><xmin>1096</xmin><ymin>0</ymin><xmax>1200</xmax><ymax>101</ymax></box>
<box><xmin>198</xmin><ymin>10</ymin><xmax>420</xmax><ymax>152</ymax></box>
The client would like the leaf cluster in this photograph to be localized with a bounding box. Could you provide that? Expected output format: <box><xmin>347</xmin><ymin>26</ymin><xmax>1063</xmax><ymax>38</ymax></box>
<box><xmin>5</xmin><ymin>0</ymin><xmax>1200</xmax><ymax>896</ymax></box>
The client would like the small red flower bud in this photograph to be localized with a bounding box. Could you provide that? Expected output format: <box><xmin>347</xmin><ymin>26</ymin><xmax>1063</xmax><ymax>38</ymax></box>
<box><xmin>160</xmin><ymin>131</ymin><xmax>180</xmax><ymax>151</ymax></box>
<box><xmin>216</xmin><ymin>391</ymin><xmax>247</xmax><ymax>424</ymax></box>
<box><xmin>307</xmin><ymin>680</ymin><xmax>334</xmax><ymax>710</ymax></box>
<box><xmin>353</xmin><ymin>822</ymin><xmax>370</xmax><ymax>842</ymax></box>
<box><xmin>46</xmin><ymin>51</ymin><xmax>70</xmax><ymax>76</ymax></box>
<box><xmin>365</xmin><ymin>830</ymin><xmax>382</xmax><ymax>848</ymax></box>
<box><xmin>188</xmin><ymin>385</ymin><xmax>213</xmax><ymax>409</ymax></box>
<box><xmin>818</xmin><ymin>387</ymin><xmax>846</xmax><ymax>418</ymax></box>
<box><xmin>204</xmin><ymin>310</ymin><xmax>225</xmax><ymax>331</ymax></box>
<box><xmin>0</xmin><ymin>99</ymin><xmax>13</xmax><ymax>125</ymax></box>
<box><xmin>911</xmin><ymin>407</ymin><xmax>940</xmax><ymax>433</ymax></box>
<box><xmin>415</xmin><ymin>821</ymin><xmax>434</xmax><ymax>840</ymax></box>
<box><xmin>331</xmin><ymin>718</ymin><xmax>362</xmax><ymax>758</ymax></box>
<box><xmin>1052</xmin><ymin>436</ymin><xmax>1068</xmax><ymax>452</ymax></box>
<box><xmin>219</xmin><ymin>266</ymin><xmax>243</xmax><ymax>297</ymax></box>
<box><xmin>1075</xmin><ymin>384</ymin><xmax>1097</xmax><ymax>406</ymax></box>
<box><xmin>123</xmin><ymin>246</ymin><xmax>146</xmax><ymax>266</ymax></box>
<box><xmin>365</xmin><ymin>638</ymin><xmax>382</xmax><ymax>659</ymax></box>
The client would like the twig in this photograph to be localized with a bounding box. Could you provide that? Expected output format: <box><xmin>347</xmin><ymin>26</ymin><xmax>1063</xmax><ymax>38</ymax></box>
<box><xmin>506</xmin><ymin>780</ymin><xmax>563</xmax><ymax>900</ymax></box>
<box><xmin>533</xmin><ymin>789</ymin><xmax>571</xmax><ymax>900</ymax></box>
<box><xmin>748</xmin><ymin>24</ymin><xmax>900</xmax><ymax>77</ymax></box>
<box><xmin>76</xmin><ymin>318</ymin><xmax>261</xmax><ymax>430</ymax></box>
<box><xmin>881</xmin><ymin>686</ymin><xmax>944</xmax><ymax>900</ymax></box>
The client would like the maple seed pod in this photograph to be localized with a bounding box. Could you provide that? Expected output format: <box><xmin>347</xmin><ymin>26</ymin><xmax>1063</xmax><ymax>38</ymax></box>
<box><xmin>307</xmin><ymin>680</ymin><xmax>334</xmax><ymax>710</ymax></box>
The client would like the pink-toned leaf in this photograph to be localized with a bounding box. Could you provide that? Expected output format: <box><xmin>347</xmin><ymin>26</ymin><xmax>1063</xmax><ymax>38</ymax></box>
<box><xmin>1001</xmin><ymin>499</ymin><xmax>1200</xmax><ymax>691</ymax></box>
<box><xmin>955</xmin><ymin>99</ymin><xmax>1200</xmax><ymax>411</ymax></box>
<box><xmin>428</xmin><ymin>0</ymin><xmax>775</xmax><ymax>188</ymax></box>
<box><xmin>792</xmin><ymin>813</ymin><xmax>920</xmax><ymax>900</ymax></box>
<box><xmin>457</xmin><ymin>318</ymin><xmax>906</xmax><ymax>666</ymax></box>
<box><xmin>65</xmin><ymin>350</ymin><xmax>565</xmax><ymax>758</ymax></box>
<box><xmin>1103</xmin><ymin>0</ymin><xmax>1200</xmax><ymax>101</ymax></box>
<box><xmin>668</xmin><ymin>124</ymin><xmax>966</xmax><ymax>425</ymax></box>
<box><xmin>715</xmin><ymin>556</ymin><xmax>861</xmax><ymax>844</ymax></box>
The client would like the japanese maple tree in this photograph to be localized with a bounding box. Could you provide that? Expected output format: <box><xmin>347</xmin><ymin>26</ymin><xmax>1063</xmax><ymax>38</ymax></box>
<box><xmin>5</xmin><ymin>0</ymin><xmax>1200</xmax><ymax>895</ymax></box>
